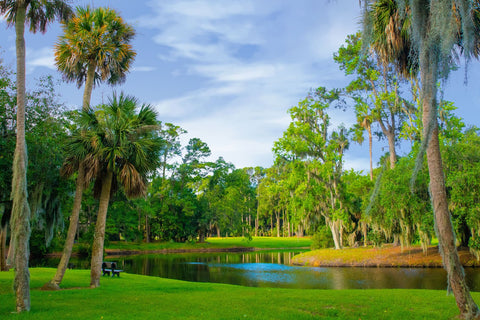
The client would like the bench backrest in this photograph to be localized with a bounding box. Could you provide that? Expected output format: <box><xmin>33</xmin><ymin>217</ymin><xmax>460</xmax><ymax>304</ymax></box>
<box><xmin>102</xmin><ymin>262</ymin><xmax>117</xmax><ymax>270</ymax></box>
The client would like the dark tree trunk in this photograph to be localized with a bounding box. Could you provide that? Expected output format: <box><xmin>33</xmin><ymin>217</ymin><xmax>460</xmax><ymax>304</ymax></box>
<box><xmin>198</xmin><ymin>231</ymin><xmax>205</xmax><ymax>243</ymax></box>
<box><xmin>0</xmin><ymin>225</ymin><xmax>8</xmax><ymax>271</ymax></box>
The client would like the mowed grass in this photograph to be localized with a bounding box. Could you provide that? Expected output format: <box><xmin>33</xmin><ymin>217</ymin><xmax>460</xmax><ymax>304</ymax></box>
<box><xmin>206</xmin><ymin>236</ymin><xmax>311</xmax><ymax>249</ymax></box>
<box><xmin>1</xmin><ymin>268</ymin><xmax>477</xmax><ymax>319</ymax></box>
<box><xmin>106</xmin><ymin>236</ymin><xmax>312</xmax><ymax>251</ymax></box>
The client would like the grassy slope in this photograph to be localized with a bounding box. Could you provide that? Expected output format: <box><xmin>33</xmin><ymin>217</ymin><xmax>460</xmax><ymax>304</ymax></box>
<box><xmin>292</xmin><ymin>245</ymin><xmax>480</xmax><ymax>267</ymax></box>
<box><xmin>0</xmin><ymin>268</ymin><xmax>476</xmax><ymax>319</ymax></box>
<box><xmin>105</xmin><ymin>237</ymin><xmax>312</xmax><ymax>252</ymax></box>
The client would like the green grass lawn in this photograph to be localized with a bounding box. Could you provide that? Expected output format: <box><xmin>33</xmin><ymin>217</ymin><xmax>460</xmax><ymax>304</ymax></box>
<box><xmin>0</xmin><ymin>268</ymin><xmax>477</xmax><ymax>319</ymax></box>
<box><xmin>106</xmin><ymin>236</ymin><xmax>312</xmax><ymax>251</ymax></box>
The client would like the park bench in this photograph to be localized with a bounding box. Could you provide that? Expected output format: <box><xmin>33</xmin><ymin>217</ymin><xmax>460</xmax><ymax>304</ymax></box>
<box><xmin>102</xmin><ymin>262</ymin><xmax>123</xmax><ymax>277</ymax></box>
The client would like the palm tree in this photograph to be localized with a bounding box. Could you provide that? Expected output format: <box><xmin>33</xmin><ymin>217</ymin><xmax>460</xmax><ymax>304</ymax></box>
<box><xmin>0</xmin><ymin>0</ymin><xmax>72</xmax><ymax>312</ymax></box>
<box><xmin>363</xmin><ymin>0</ymin><xmax>480</xmax><ymax>317</ymax></box>
<box><xmin>44</xmin><ymin>6</ymin><xmax>136</xmax><ymax>290</ymax></box>
<box><xmin>352</xmin><ymin>101</ymin><xmax>374</xmax><ymax>180</ymax></box>
<box><xmin>64</xmin><ymin>93</ymin><xmax>161</xmax><ymax>288</ymax></box>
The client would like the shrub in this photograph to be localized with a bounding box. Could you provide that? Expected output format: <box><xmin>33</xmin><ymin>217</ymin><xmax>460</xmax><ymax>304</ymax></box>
<box><xmin>311</xmin><ymin>226</ymin><xmax>334</xmax><ymax>249</ymax></box>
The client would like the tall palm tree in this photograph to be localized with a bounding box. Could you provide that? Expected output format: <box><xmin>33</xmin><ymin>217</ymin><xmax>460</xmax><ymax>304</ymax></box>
<box><xmin>64</xmin><ymin>93</ymin><xmax>161</xmax><ymax>288</ymax></box>
<box><xmin>352</xmin><ymin>101</ymin><xmax>374</xmax><ymax>180</ymax></box>
<box><xmin>363</xmin><ymin>0</ymin><xmax>480</xmax><ymax>318</ymax></box>
<box><xmin>0</xmin><ymin>0</ymin><xmax>72</xmax><ymax>312</ymax></box>
<box><xmin>44</xmin><ymin>6</ymin><xmax>135</xmax><ymax>290</ymax></box>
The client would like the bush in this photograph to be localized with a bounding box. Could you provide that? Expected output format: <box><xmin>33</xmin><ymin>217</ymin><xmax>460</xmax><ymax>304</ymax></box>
<box><xmin>76</xmin><ymin>242</ymin><xmax>92</xmax><ymax>259</ymax></box>
<box><xmin>369</xmin><ymin>230</ymin><xmax>385</xmax><ymax>248</ymax></box>
<box><xmin>311</xmin><ymin>226</ymin><xmax>334</xmax><ymax>249</ymax></box>
<box><xmin>469</xmin><ymin>237</ymin><xmax>480</xmax><ymax>261</ymax></box>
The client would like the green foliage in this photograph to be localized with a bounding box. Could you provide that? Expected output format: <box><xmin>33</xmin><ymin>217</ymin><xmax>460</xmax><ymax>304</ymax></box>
<box><xmin>368</xmin><ymin>229</ymin><xmax>385</xmax><ymax>247</ymax></box>
<box><xmin>334</xmin><ymin>31</ymin><xmax>413</xmax><ymax>170</ymax></box>
<box><xmin>444</xmin><ymin>126</ymin><xmax>480</xmax><ymax>247</ymax></box>
<box><xmin>0</xmin><ymin>66</ymin><xmax>71</xmax><ymax>249</ymax></box>
<box><xmin>311</xmin><ymin>226</ymin><xmax>334</xmax><ymax>249</ymax></box>
<box><xmin>271</xmin><ymin>88</ymin><xmax>352</xmax><ymax>248</ymax></box>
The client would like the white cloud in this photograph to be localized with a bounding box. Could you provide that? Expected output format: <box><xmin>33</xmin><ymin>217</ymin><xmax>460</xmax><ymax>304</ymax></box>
<box><xmin>160</xmin><ymin>1</ymin><xmax>259</xmax><ymax>20</ymax></box>
<box><xmin>343</xmin><ymin>155</ymin><xmax>370</xmax><ymax>173</ymax></box>
<box><xmin>132</xmin><ymin>66</ymin><xmax>156</xmax><ymax>72</ymax></box>
<box><xmin>136</xmin><ymin>0</ymin><xmax>362</xmax><ymax>168</ymax></box>
<box><xmin>26</xmin><ymin>47</ymin><xmax>55</xmax><ymax>73</ymax></box>
<box><xmin>192</xmin><ymin>63</ymin><xmax>278</xmax><ymax>82</ymax></box>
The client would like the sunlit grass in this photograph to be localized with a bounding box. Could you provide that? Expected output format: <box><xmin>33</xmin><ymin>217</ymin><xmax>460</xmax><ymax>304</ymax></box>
<box><xmin>106</xmin><ymin>236</ymin><xmax>311</xmax><ymax>251</ymax></box>
<box><xmin>207</xmin><ymin>236</ymin><xmax>311</xmax><ymax>248</ymax></box>
<box><xmin>293</xmin><ymin>244</ymin><xmax>479</xmax><ymax>267</ymax></box>
<box><xmin>1</xmin><ymin>268</ymin><xmax>476</xmax><ymax>319</ymax></box>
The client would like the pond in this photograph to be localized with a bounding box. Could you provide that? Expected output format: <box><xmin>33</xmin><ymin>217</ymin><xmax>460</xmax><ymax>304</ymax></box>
<box><xmin>33</xmin><ymin>250</ymin><xmax>480</xmax><ymax>291</ymax></box>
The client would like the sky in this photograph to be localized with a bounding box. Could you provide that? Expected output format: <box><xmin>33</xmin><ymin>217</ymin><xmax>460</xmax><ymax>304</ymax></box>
<box><xmin>1</xmin><ymin>1</ymin><xmax>479</xmax><ymax>172</ymax></box>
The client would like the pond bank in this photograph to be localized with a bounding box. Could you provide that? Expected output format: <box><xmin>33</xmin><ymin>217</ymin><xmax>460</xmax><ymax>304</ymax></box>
<box><xmin>46</xmin><ymin>236</ymin><xmax>312</xmax><ymax>257</ymax></box>
<box><xmin>292</xmin><ymin>245</ymin><xmax>480</xmax><ymax>268</ymax></box>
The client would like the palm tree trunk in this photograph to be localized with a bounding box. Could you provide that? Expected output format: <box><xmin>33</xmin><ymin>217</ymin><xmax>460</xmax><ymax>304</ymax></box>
<box><xmin>11</xmin><ymin>2</ymin><xmax>31</xmax><ymax>312</ymax></box>
<box><xmin>421</xmin><ymin>50</ymin><xmax>479</xmax><ymax>318</ymax></box>
<box><xmin>43</xmin><ymin>165</ymin><xmax>86</xmax><ymax>289</ymax></box>
<box><xmin>90</xmin><ymin>171</ymin><xmax>113</xmax><ymax>288</ymax></box>
<box><xmin>45</xmin><ymin>63</ymin><xmax>96</xmax><ymax>290</ymax></box>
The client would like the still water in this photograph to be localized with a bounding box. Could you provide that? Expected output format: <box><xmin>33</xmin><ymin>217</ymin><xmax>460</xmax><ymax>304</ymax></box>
<box><xmin>34</xmin><ymin>250</ymin><xmax>480</xmax><ymax>290</ymax></box>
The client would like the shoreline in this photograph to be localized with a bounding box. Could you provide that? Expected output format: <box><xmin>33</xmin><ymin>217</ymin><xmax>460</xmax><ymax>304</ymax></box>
<box><xmin>291</xmin><ymin>245</ymin><xmax>480</xmax><ymax>268</ymax></box>
<box><xmin>45</xmin><ymin>246</ymin><xmax>310</xmax><ymax>258</ymax></box>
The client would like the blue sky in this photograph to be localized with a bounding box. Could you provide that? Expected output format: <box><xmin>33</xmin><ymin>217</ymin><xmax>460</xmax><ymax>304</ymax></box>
<box><xmin>1</xmin><ymin>1</ymin><xmax>479</xmax><ymax>172</ymax></box>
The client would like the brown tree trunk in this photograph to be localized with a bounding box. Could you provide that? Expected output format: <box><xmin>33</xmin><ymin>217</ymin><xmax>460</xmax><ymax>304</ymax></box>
<box><xmin>11</xmin><ymin>3</ymin><xmax>31</xmax><ymax>312</ymax></box>
<box><xmin>145</xmin><ymin>214</ymin><xmax>149</xmax><ymax>243</ymax></box>
<box><xmin>276</xmin><ymin>214</ymin><xmax>280</xmax><ymax>237</ymax></box>
<box><xmin>6</xmin><ymin>236</ymin><xmax>14</xmax><ymax>267</ymax></box>
<box><xmin>270</xmin><ymin>215</ymin><xmax>273</xmax><ymax>236</ymax></box>
<box><xmin>377</xmin><ymin>119</ymin><xmax>397</xmax><ymax>169</ymax></box>
<box><xmin>386</xmin><ymin>132</ymin><xmax>396</xmax><ymax>169</ymax></box>
<box><xmin>0</xmin><ymin>225</ymin><xmax>8</xmax><ymax>271</ymax></box>
<box><xmin>421</xmin><ymin>50</ymin><xmax>479</xmax><ymax>318</ymax></box>
<box><xmin>362</xmin><ymin>222</ymin><xmax>368</xmax><ymax>247</ymax></box>
<box><xmin>90</xmin><ymin>171</ymin><xmax>113</xmax><ymax>288</ymax></box>
<box><xmin>255</xmin><ymin>210</ymin><xmax>259</xmax><ymax>237</ymax></box>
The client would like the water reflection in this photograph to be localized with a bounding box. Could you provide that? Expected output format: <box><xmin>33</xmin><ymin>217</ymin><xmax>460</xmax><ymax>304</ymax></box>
<box><xmin>31</xmin><ymin>250</ymin><xmax>480</xmax><ymax>291</ymax></box>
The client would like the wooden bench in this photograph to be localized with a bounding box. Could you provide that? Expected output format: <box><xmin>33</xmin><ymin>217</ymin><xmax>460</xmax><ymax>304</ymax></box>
<box><xmin>102</xmin><ymin>262</ymin><xmax>123</xmax><ymax>277</ymax></box>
